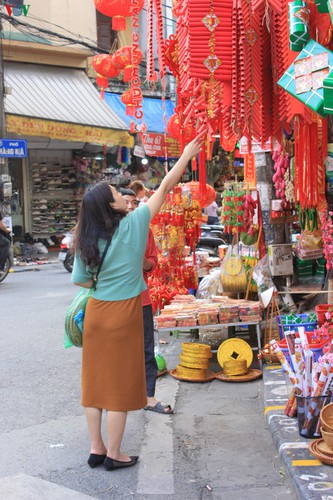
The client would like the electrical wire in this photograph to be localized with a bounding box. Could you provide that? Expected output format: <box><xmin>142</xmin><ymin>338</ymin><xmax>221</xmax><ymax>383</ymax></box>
<box><xmin>0</xmin><ymin>12</ymin><xmax>109</xmax><ymax>53</ymax></box>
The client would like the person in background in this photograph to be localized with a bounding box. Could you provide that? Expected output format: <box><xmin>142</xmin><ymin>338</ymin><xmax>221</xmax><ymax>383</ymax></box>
<box><xmin>119</xmin><ymin>188</ymin><xmax>173</xmax><ymax>414</ymax></box>
<box><xmin>204</xmin><ymin>200</ymin><xmax>221</xmax><ymax>225</ymax></box>
<box><xmin>129</xmin><ymin>180</ymin><xmax>149</xmax><ymax>202</ymax></box>
<box><xmin>0</xmin><ymin>210</ymin><xmax>11</xmax><ymax>271</ymax></box>
<box><xmin>71</xmin><ymin>136</ymin><xmax>202</xmax><ymax>472</ymax></box>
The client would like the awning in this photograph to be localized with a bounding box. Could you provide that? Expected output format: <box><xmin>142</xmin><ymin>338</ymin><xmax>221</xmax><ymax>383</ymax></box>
<box><xmin>4</xmin><ymin>63</ymin><xmax>134</xmax><ymax>148</ymax></box>
<box><xmin>103</xmin><ymin>92</ymin><xmax>175</xmax><ymax>133</ymax></box>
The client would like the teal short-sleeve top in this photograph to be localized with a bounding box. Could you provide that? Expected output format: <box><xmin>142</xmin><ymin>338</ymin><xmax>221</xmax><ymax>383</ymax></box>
<box><xmin>71</xmin><ymin>204</ymin><xmax>150</xmax><ymax>301</ymax></box>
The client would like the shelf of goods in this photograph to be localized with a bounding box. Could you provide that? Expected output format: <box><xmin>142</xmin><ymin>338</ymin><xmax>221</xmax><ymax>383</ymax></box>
<box><xmin>31</xmin><ymin>161</ymin><xmax>80</xmax><ymax>237</ymax></box>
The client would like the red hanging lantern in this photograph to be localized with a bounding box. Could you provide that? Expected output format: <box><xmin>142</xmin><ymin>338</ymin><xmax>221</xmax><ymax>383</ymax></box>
<box><xmin>120</xmin><ymin>89</ymin><xmax>135</xmax><ymax>115</ymax></box>
<box><xmin>92</xmin><ymin>54</ymin><xmax>120</xmax><ymax>78</ymax></box>
<box><xmin>94</xmin><ymin>0</ymin><xmax>145</xmax><ymax>31</ymax></box>
<box><xmin>96</xmin><ymin>74</ymin><xmax>109</xmax><ymax>99</ymax></box>
<box><xmin>167</xmin><ymin>114</ymin><xmax>196</xmax><ymax>143</ymax></box>
<box><xmin>184</xmin><ymin>181</ymin><xmax>216</xmax><ymax>209</ymax></box>
<box><xmin>113</xmin><ymin>46</ymin><xmax>143</xmax><ymax>82</ymax></box>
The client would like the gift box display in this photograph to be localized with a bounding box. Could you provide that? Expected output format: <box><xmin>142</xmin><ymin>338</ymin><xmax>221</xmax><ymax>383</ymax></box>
<box><xmin>277</xmin><ymin>39</ymin><xmax>333</xmax><ymax>117</ymax></box>
<box><xmin>315</xmin><ymin>0</ymin><xmax>329</xmax><ymax>13</ymax></box>
<box><xmin>288</xmin><ymin>0</ymin><xmax>309</xmax><ymax>52</ymax></box>
<box><xmin>323</xmin><ymin>70</ymin><xmax>333</xmax><ymax>114</ymax></box>
<box><xmin>328</xmin><ymin>0</ymin><xmax>333</xmax><ymax>24</ymax></box>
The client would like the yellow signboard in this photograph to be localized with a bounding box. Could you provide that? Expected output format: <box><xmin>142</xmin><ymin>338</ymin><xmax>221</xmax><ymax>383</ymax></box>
<box><xmin>5</xmin><ymin>115</ymin><xmax>134</xmax><ymax>148</ymax></box>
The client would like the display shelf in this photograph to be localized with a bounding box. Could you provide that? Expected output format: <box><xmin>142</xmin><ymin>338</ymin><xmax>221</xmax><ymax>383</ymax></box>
<box><xmin>31</xmin><ymin>161</ymin><xmax>80</xmax><ymax>236</ymax></box>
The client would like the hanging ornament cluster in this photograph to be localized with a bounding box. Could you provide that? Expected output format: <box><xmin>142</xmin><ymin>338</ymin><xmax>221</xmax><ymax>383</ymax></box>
<box><xmin>221</xmin><ymin>183</ymin><xmax>256</xmax><ymax>234</ymax></box>
<box><xmin>293</xmin><ymin>115</ymin><xmax>327</xmax><ymax>229</ymax></box>
<box><xmin>272</xmin><ymin>144</ymin><xmax>290</xmax><ymax>204</ymax></box>
<box><xmin>148</xmin><ymin>184</ymin><xmax>209</xmax><ymax>311</ymax></box>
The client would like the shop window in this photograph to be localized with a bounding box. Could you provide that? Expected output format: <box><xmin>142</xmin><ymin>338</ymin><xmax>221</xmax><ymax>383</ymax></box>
<box><xmin>96</xmin><ymin>11</ymin><xmax>117</xmax><ymax>51</ymax></box>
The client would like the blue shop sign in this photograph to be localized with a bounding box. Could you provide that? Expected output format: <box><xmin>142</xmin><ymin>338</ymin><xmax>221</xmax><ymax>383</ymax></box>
<box><xmin>0</xmin><ymin>139</ymin><xmax>27</xmax><ymax>158</ymax></box>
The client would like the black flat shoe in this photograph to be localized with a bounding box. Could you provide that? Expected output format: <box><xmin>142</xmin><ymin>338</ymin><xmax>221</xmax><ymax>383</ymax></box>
<box><xmin>88</xmin><ymin>453</ymin><xmax>107</xmax><ymax>468</ymax></box>
<box><xmin>104</xmin><ymin>455</ymin><xmax>139</xmax><ymax>471</ymax></box>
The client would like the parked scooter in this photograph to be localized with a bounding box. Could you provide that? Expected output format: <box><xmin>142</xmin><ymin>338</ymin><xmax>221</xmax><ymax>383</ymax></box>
<box><xmin>58</xmin><ymin>231</ymin><xmax>74</xmax><ymax>272</ymax></box>
<box><xmin>0</xmin><ymin>232</ymin><xmax>13</xmax><ymax>283</ymax></box>
<box><xmin>196</xmin><ymin>225</ymin><xmax>230</xmax><ymax>257</ymax></box>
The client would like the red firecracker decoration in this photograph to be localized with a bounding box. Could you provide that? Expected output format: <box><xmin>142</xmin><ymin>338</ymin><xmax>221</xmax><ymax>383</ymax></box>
<box><xmin>94</xmin><ymin>0</ymin><xmax>144</xmax><ymax>31</ymax></box>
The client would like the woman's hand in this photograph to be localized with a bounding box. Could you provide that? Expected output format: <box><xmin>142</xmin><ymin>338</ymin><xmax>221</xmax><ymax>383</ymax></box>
<box><xmin>183</xmin><ymin>136</ymin><xmax>204</xmax><ymax>160</ymax></box>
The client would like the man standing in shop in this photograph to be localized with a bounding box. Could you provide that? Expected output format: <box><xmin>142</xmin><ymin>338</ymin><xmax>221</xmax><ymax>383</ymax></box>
<box><xmin>119</xmin><ymin>188</ymin><xmax>173</xmax><ymax>414</ymax></box>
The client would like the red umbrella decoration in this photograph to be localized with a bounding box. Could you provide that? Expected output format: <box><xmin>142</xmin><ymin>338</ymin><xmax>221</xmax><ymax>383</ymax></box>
<box><xmin>94</xmin><ymin>0</ymin><xmax>145</xmax><ymax>31</ymax></box>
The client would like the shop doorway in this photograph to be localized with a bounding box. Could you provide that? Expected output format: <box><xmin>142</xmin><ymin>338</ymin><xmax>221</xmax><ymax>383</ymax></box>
<box><xmin>8</xmin><ymin>158</ymin><xmax>24</xmax><ymax>240</ymax></box>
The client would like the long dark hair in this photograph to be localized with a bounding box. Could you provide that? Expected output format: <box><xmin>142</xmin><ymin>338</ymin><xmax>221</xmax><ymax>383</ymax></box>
<box><xmin>73</xmin><ymin>181</ymin><xmax>125</xmax><ymax>267</ymax></box>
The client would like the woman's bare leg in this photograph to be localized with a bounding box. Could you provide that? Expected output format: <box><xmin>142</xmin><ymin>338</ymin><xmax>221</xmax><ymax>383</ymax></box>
<box><xmin>85</xmin><ymin>407</ymin><xmax>107</xmax><ymax>454</ymax></box>
<box><xmin>106</xmin><ymin>410</ymin><xmax>130</xmax><ymax>461</ymax></box>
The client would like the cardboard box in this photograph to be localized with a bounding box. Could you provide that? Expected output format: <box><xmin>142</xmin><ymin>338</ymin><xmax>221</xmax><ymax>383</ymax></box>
<box><xmin>268</xmin><ymin>244</ymin><xmax>293</xmax><ymax>276</ymax></box>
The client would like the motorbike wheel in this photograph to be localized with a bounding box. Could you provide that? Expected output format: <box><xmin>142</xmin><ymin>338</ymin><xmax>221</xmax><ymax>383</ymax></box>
<box><xmin>63</xmin><ymin>253</ymin><xmax>74</xmax><ymax>273</ymax></box>
<box><xmin>0</xmin><ymin>257</ymin><xmax>11</xmax><ymax>283</ymax></box>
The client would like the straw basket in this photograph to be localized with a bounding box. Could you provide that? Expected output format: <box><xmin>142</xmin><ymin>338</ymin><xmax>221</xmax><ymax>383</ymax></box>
<box><xmin>320</xmin><ymin>403</ymin><xmax>333</xmax><ymax>432</ymax></box>
<box><xmin>321</xmin><ymin>427</ymin><xmax>333</xmax><ymax>450</ymax></box>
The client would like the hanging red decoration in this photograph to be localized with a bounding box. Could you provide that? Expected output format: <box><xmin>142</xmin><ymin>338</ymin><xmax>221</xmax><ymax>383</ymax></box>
<box><xmin>120</xmin><ymin>89</ymin><xmax>135</xmax><ymax>115</ymax></box>
<box><xmin>94</xmin><ymin>0</ymin><xmax>144</xmax><ymax>31</ymax></box>
<box><xmin>184</xmin><ymin>181</ymin><xmax>216</xmax><ymax>209</ymax></box>
<box><xmin>96</xmin><ymin>74</ymin><xmax>109</xmax><ymax>99</ymax></box>
<box><xmin>112</xmin><ymin>45</ymin><xmax>143</xmax><ymax>82</ymax></box>
<box><xmin>91</xmin><ymin>54</ymin><xmax>120</xmax><ymax>78</ymax></box>
<box><xmin>167</xmin><ymin>114</ymin><xmax>196</xmax><ymax>144</ymax></box>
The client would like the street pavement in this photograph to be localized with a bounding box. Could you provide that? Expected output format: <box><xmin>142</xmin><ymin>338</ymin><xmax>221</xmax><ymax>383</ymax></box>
<box><xmin>0</xmin><ymin>261</ymin><xmax>297</xmax><ymax>499</ymax></box>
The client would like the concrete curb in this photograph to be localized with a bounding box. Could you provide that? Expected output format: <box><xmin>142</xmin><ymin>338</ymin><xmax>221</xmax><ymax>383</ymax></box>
<box><xmin>263</xmin><ymin>364</ymin><xmax>333</xmax><ymax>499</ymax></box>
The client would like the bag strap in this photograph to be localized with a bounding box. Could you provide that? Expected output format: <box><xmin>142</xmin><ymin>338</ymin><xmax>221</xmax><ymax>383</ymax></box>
<box><xmin>92</xmin><ymin>236</ymin><xmax>112</xmax><ymax>290</ymax></box>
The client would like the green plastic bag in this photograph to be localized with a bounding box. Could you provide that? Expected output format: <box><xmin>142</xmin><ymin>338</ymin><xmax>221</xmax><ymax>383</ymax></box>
<box><xmin>64</xmin><ymin>288</ymin><xmax>93</xmax><ymax>348</ymax></box>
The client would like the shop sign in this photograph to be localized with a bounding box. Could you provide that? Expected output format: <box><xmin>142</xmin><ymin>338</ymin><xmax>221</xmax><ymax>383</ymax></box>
<box><xmin>5</xmin><ymin>115</ymin><xmax>134</xmax><ymax>148</ymax></box>
<box><xmin>141</xmin><ymin>132</ymin><xmax>180</xmax><ymax>158</ymax></box>
<box><xmin>254</xmin><ymin>153</ymin><xmax>266</xmax><ymax>167</ymax></box>
<box><xmin>0</xmin><ymin>138</ymin><xmax>27</xmax><ymax>158</ymax></box>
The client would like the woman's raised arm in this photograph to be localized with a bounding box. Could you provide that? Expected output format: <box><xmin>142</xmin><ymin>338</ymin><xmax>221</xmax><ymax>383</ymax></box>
<box><xmin>146</xmin><ymin>136</ymin><xmax>203</xmax><ymax>220</ymax></box>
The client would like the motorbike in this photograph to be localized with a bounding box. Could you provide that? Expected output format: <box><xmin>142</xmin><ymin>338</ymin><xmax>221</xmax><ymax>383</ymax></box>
<box><xmin>58</xmin><ymin>231</ymin><xmax>74</xmax><ymax>273</ymax></box>
<box><xmin>0</xmin><ymin>232</ymin><xmax>13</xmax><ymax>283</ymax></box>
<box><xmin>196</xmin><ymin>225</ymin><xmax>230</xmax><ymax>257</ymax></box>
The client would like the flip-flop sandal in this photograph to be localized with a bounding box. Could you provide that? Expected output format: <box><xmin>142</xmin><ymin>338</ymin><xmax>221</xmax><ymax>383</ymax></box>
<box><xmin>144</xmin><ymin>402</ymin><xmax>174</xmax><ymax>414</ymax></box>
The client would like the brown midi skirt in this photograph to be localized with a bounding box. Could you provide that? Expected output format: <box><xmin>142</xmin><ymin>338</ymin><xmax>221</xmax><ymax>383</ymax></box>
<box><xmin>81</xmin><ymin>295</ymin><xmax>147</xmax><ymax>411</ymax></box>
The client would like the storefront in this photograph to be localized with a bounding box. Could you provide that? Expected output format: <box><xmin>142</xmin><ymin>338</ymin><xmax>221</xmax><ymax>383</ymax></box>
<box><xmin>3</xmin><ymin>62</ymin><xmax>133</xmax><ymax>241</ymax></box>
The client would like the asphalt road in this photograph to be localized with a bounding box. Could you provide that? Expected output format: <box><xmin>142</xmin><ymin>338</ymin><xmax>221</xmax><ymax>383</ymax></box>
<box><xmin>0</xmin><ymin>262</ymin><xmax>297</xmax><ymax>499</ymax></box>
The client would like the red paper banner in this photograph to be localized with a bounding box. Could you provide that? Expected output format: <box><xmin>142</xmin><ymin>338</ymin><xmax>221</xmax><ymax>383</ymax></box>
<box><xmin>244</xmin><ymin>153</ymin><xmax>257</xmax><ymax>189</ymax></box>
